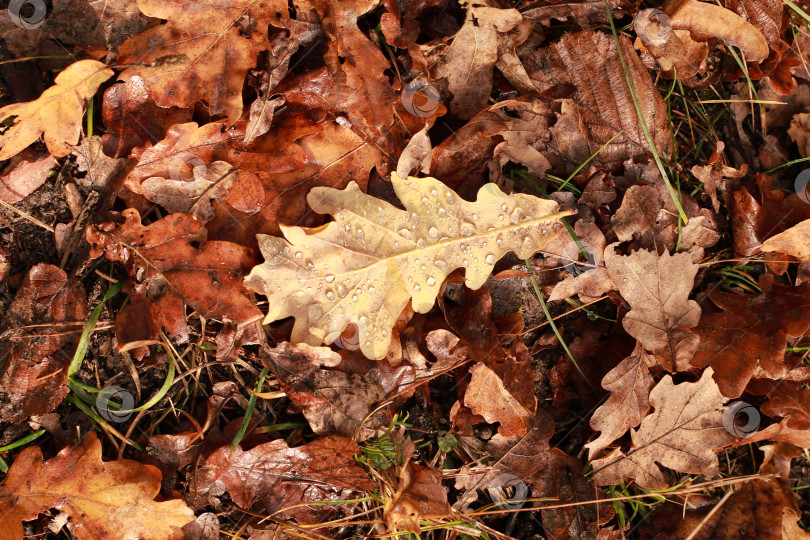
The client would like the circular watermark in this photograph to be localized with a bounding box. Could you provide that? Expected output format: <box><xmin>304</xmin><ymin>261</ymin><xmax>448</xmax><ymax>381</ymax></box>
<box><xmin>795</xmin><ymin>169</ymin><xmax>810</xmax><ymax>205</ymax></box>
<box><xmin>96</xmin><ymin>386</ymin><xmax>135</xmax><ymax>423</ymax></box>
<box><xmin>721</xmin><ymin>400</ymin><xmax>760</xmax><ymax>438</ymax></box>
<box><xmin>486</xmin><ymin>473</ymin><xmax>529</xmax><ymax>510</ymax></box>
<box><xmin>401</xmin><ymin>79</ymin><xmax>441</xmax><ymax>118</ymax></box>
<box><xmin>168</xmin><ymin>154</ymin><xmax>207</xmax><ymax>182</ymax></box>
<box><xmin>560</xmin><ymin>240</ymin><xmax>597</xmax><ymax>277</ymax></box>
<box><xmin>8</xmin><ymin>0</ymin><xmax>47</xmax><ymax>29</ymax></box>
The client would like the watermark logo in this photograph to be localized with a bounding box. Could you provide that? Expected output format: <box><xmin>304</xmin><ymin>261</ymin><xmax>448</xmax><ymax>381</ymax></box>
<box><xmin>721</xmin><ymin>400</ymin><xmax>760</xmax><ymax>438</ymax></box>
<box><xmin>401</xmin><ymin>79</ymin><xmax>442</xmax><ymax>118</ymax></box>
<box><xmin>795</xmin><ymin>169</ymin><xmax>810</xmax><ymax>205</ymax></box>
<box><xmin>168</xmin><ymin>154</ymin><xmax>207</xmax><ymax>183</ymax></box>
<box><xmin>486</xmin><ymin>473</ymin><xmax>529</xmax><ymax>510</ymax></box>
<box><xmin>560</xmin><ymin>240</ymin><xmax>597</xmax><ymax>277</ymax></box>
<box><xmin>8</xmin><ymin>0</ymin><xmax>47</xmax><ymax>29</ymax></box>
<box><xmin>96</xmin><ymin>386</ymin><xmax>135</xmax><ymax>423</ymax></box>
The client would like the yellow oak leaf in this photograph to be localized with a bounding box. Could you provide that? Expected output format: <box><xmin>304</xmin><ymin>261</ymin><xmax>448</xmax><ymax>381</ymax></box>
<box><xmin>0</xmin><ymin>60</ymin><xmax>113</xmax><ymax>160</ymax></box>
<box><xmin>244</xmin><ymin>174</ymin><xmax>572</xmax><ymax>360</ymax></box>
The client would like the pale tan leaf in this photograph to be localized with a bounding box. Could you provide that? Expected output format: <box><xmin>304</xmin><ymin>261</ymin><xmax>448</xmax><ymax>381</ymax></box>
<box><xmin>591</xmin><ymin>368</ymin><xmax>734</xmax><ymax>489</ymax></box>
<box><xmin>0</xmin><ymin>60</ymin><xmax>113</xmax><ymax>160</ymax></box>
<box><xmin>761</xmin><ymin>219</ymin><xmax>810</xmax><ymax>261</ymax></box>
<box><xmin>605</xmin><ymin>246</ymin><xmax>701</xmax><ymax>371</ymax></box>
<box><xmin>585</xmin><ymin>343</ymin><xmax>657</xmax><ymax>459</ymax></box>
<box><xmin>244</xmin><ymin>174</ymin><xmax>572</xmax><ymax>360</ymax></box>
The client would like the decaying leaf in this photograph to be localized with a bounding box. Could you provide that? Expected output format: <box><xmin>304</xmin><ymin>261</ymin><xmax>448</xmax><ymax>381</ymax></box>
<box><xmin>86</xmin><ymin>209</ymin><xmax>262</xmax><ymax>353</ymax></box>
<box><xmin>0</xmin><ymin>432</ymin><xmax>194</xmax><ymax>540</ymax></box>
<box><xmin>245</xmin><ymin>174</ymin><xmax>572</xmax><ymax>360</ymax></box>
<box><xmin>605</xmin><ymin>247</ymin><xmax>701</xmax><ymax>371</ymax></box>
<box><xmin>692</xmin><ymin>274</ymin><xmax>810</xmax><ymax>398</ymax></box>
<box><xmin>761</xmin><ymin>218</ymin><xmax>810</xmax><ymax>261</ymax></box>
<box><xmin>0</xmin><ymin>264</ymin><xmax>87</xmax><ymax>424</ymax></box>
<box><xmin>118</xmin><ymin>0</ymin><xmax>287</xmax><ymax>124</ymax></box>
<box><xmin>464</xmin><ymin>362</ymin><xmax>532</xmax><ymax>438</ymax></box>
<box><xmin>197</xmin><ymin>435</ymin><xmax>372</xmax><ymax>524</ymax></box>
<box><xmin>591</xmin><ymin>368</ymin><xmax>734</xmax><ymax>489</ymax></box>
<box><xmin>585</xmin><ymin>343</ymin><xmax>657</xmax><ymax>459</ymax></box>
<box><xmin>0</xmin><ymin>60</ymin><xmax>113</xmax><ymax>160</ymax></box>
<box><xmin>0</xmin><ymin>149</ymin><xmax>57</xmax><ymax>204</ymax></box>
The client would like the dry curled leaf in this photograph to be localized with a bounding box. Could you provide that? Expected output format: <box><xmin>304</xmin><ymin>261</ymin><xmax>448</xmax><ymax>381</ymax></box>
<box><xmin>591</xmin><ymin>368</ymin><xmax>734</xmax><ymax>489</ymax></box>
<box><xmin>605</xmin><ymin>247</ymin><xmax>701</xmax><ymax>371</ymax></box>
<box><xmin>0</xmin><ymin>60</ymin><xmax>113</xmax><ymax>160</ymax></box>
<box><xmin>384</xmin><ymin>458</ymin><xmax>450</xmax><ymax>533</ymax></box>
<box><xmin>0</xmin><ymin>432</ymin><xmax>194</xmax><ymax>540</ymax></box>
<box><xmin>244</xmin><ymin>174</ymin><xmax>572</xmax><ymax>360</ymax></box>
<box><xmin>761</xmin><ymin>218</ymin><xmax>810</xmax><ymax>261</ymax></box>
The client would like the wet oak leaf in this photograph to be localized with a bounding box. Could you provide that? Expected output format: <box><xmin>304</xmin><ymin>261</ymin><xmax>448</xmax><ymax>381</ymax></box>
<box><xmin>691</xmin><ymin>275</ymin><xmax>810</xmax><ymax>398</ymax></box>
<box><xmin>86</xmin><ymin>209</ymin><xmax>262</xmax><ymax>353</ymax></box>
<box><xmin>244</xmin><ymin>174</ymin><xmax>572</xmax><ymax>360</ymax></box>
<box><xmin>605</xmin><ymin>247</ymin><xmax>701</xmax><ymax>371</ymax></box>
<box><xmin>198</xmin><ymin>435</ymin><xmax>372</xmax><ymax>524</ymax></box>
<box><xmin>591</xmin><ymin>368</ymin><xmax>734</xmax><ymax>489</ymax></box>
<box><xmin>0</xmin><ymin>148</ymin><xmax>57</xmax><ymax>204</ymax></box>
<box><xmin>0</xmin><ymin>60</ymin><xmax>113</xmax><ymax>160</ymax></box>
<box><xmin>118</xmin><ymin>0</ymin><xmax>287</xmax><ymax>124</ymax></box>
<box><xmin>585</xmin><ymin>343</ymin><xmax>657</xmax><ymax>459</ymax></box>
<box><xmin>0</xmin><ymin>264</ymin><xmax>86</xmax><ymax>424</ymax></box>
<box><xmin>0</xmin><ymin>432</ymin><xmax>194</xmax><ymax>540</ymax></box>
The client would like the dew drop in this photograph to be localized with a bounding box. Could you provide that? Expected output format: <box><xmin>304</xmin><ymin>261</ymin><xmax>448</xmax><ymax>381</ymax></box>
<box><xmin>430</xmin><ymin>189</ymin><xmax>438</xmax><ymax>197</ymax></box>
<box><xmin>337</xmin><ymin>285</ymin><xmax>348</xmax><ymax>298</ymax></box>
<box><xmin>369</xmin><ymin>286</ymin><xmax>375</xmax><ymax>294</ymax></box>
<box><xmin>326</xmin><ymin>290</ymin><xmax>336</xmax><ymax>301</ymax></box>
<box><xmin>398</xmin><ymin>228</ymin><xmax>412</xmax><ymax>240</ymax></box>
<box><xmin>462</xmin><ymin>258</ymin><xmax>469</xmax><ymax>266</ymax></box>
<box><xmin>325</xmin><ymin>275</ymin><xmax>335</xmax><ymax>283</ymax></box>
<box><xmin>421</xmin><ymin>197</ymin><xmax>430</xmax><ymax>206</ymax></box>
<box><xmin>359</xmin><ymin>316</ymin><xmax>370</xmax><ymax>327</ymax></box>
<box><xmin>295</xmin><ymin>251</ymin><xmax>303</xmax><ymax>259</ymax></box>
<box><xmin>352</xmin><ymin>295</ymin><xmax>358</xmax><ymax>302</ymax></box>
<box><xmin>427</xmin><ymin>276</ymin><xmax>436</xmax><ymax>286</ymax></box>
<box><xmin>416</xmin><ymin>239</ymin><xmax>426</xmax><ymax>248</ymax></box>
<box><xmin>500</xmin><ymin>204</ymin><xmax>508</xmax><ymax>212</ymax></box>
<box><xmin>428</xmin><ymin>226</ymin><xmax>439</xmax><ymax>238</ymax></box>
<box><xmin>485</xmin><ymin>254</ymin><xmax>496</xmax><ymax>265</ymax></box>
<box><xmin>411</xmin><ymin>213</ymin><xmax>420</xmax><ymax>224</ymax></box>
<box><xmin>434</xmin><ymin>259</ymin><xmax>447</xmax><ymax>269</ymax></box>
<box><xmin>445</xmin><ymin>193</ymin><xmax>455</xmax><ymax>204</ymax></box>
<box><xmin>382</xmin><ymin>329</ymin><xmax>390</xmax><ymax>337</ymax></box>
<box><xmin>414</xmin><ymin>285</ymin><xmax>422</xmax><ymax>292</ymax></box>
<box><xmin>307</xmin><ymin>262</ymin><xmax>315</xmax><ymax>271</ymax></box>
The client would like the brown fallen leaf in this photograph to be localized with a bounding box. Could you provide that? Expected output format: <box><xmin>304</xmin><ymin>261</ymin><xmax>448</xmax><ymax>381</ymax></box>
<box><xmin>690</xmin><ymin>141</ymin><xmax>747</xmax><ymax>213</ymax></box>
<box><xmin>0</xmin><ymin>432</ymin><xmax>194</xmax><ymax>540</ymax></box>
<box><xmin>429</xmin><ymin>2</ymin><xmax>532</xmax><ymax>119</ymax></box>
<box><xmin>692</xmin><ymin>274</ymin><xmax>810</xmax><ymax>398</ymax></box>
<box><xmin>197</xmin><ymin>435</ymin><xmax>372</xmax><ymax>524</ymax></box>
<box><xmin>523</xmin><ymin>0</ymin><xmax>634</xmax><ymax>27</ymax></box>
<box><xmin>591</xmin><ymin>368</ymin><xmax>734</xmax><ymax>489</ymax></box>
<box><xmin>0</xmin><ymin>59</ymin><xmax>113</xmax><ymax>160</ymax></box>
<box><xmin>604</xmin><ymin>246</ymin><xmax>701</xmax><ymax>371</ymax></box>
<box><xmin>761</xmin><ymin>218</ymin><xmax>810</xmax><ymax>261</ymax></box>
<box><xmin>585</xmin><ymin>343</ymin><xmax>657</xmax><ymax>459</ymax></box>
<box><xmin>464</xmin><ymin>362</ymin><xmax>533</xmax><ymax>438</ymax></box>
<box><xmin>118</xmin><ymin>0</ymin><xmax>287</xmax><ymax>124</ymax></box>
<box><xmin>533</xmin><ymin>449</ymin><xmax>615</xmax><ymax>540</ymax></box>
<box><xmin>384</xmin><ymin>448</ymin><xmax>451</xmax><ymax>534</ymax></box>
<box><xmin>245</xmin><ymin>174</ymin><xmax>572</xmax><ymax>360</ymax></box>
<box><xmin>0</xmin><ymin>148</ymin><xmax>57</xmax><ymax>204</ymax></box>
<box><xmin>86</xmin><ymin>209</ymin><xmax>263</xmax><ymax>354</ymax></box>
<box><xmin>0</xmin><ymin>264</ymin><xmax>86</xmax><ymax>424</ymax></box>
<box><xmin>638</xmin><ymin>443</ymin><xmax>805</xmax><ymax>539</ymax></box>
<box><xmin>524</xmin><ymin>31</ymin><xmax>671</xmax><ymax>174</ymax></box>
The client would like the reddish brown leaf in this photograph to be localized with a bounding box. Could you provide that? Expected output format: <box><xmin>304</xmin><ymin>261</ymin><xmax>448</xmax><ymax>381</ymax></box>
<box><xmin>197</xmin><ymin>435</ymin><xmax>372</xmax><ymax>524</ymax></box>
<box><xmin>0</xmin><ymin>264</ymin><xmax>86</xmax><ymax>423</ymax></box>
<box><xmin>384</xmin><ymin>458</ymin><xmax>451</xmax><ymax>533</ymax></box>
<box><xmin>692</xmin><ymin>275</ymin><xmax>810</xmax><ymax>398</ymax></box>
<box><xmin>86</xmin><ymin>209</ymin><xmax>262</xmax><ymax>354</ymax></box>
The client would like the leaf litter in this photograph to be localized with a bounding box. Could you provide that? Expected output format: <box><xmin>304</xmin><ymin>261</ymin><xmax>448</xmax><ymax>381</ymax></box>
<box><xmin>0</xmin><ymin>0</ymin><xmax>810</xmax><ymax>538</ymax></box>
